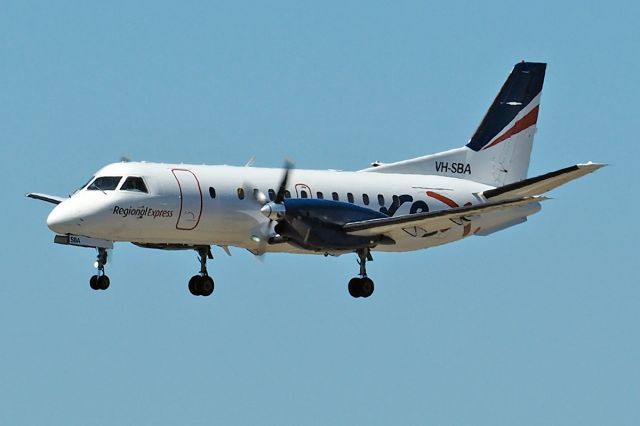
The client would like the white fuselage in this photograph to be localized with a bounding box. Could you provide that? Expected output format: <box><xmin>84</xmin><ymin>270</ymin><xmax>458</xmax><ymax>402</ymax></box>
<box><xmin>46</xmin><ymin>162</ymin><xmax>541</xmax><ymax>254</ymax></box>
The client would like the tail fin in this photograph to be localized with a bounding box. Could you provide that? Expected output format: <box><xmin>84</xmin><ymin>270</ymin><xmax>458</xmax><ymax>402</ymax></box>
<box><xmin>362</xmin><ymin>62</ymin><xmax>547</xmax><ymax>187</ymax></box>
<box><xmin>465</xmin><ymin>62</ymin><xmax>546</xmax><ymax>185</ymax></box>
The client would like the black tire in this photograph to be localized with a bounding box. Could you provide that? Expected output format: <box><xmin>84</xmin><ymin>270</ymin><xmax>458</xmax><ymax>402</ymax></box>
<box><xmin>200</xmin><ymin>276</ymin><xmax>215</xmax><ymax>297</ymax></box>
<box><xmin>90</xmin><ymin>275</ymin><xmax>100</xmax><ymax>290</ymax></box>
<box><xmin>348</xmin><ymin>278</ymin><xmax>362</xmax><ymax>298</ymax></box>
<box><xmin>360</xmin><ymin>277</ymin><xmax>374</xmax><ymax>298</ymax></box>
<box><xmin>98</xmin><ymin>275</ymin><xmax>110</xmax><ymax>290</ymax></box>
<box><xmin>188</xmin><ymin>275</ymin><xmax>202</xmax><ymax>296</ymax></box>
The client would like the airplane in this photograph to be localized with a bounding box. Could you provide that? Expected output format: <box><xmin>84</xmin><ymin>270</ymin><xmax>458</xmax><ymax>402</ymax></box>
<box><xmin>27</xmin><ymin>61</ymin><xmax>604</xmax><ymax>298</ymax></box>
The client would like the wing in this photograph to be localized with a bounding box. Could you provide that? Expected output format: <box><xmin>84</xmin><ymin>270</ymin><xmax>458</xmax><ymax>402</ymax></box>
<box><xmin>26</xmin><ymin>193</ymin><xmax>65</xmax><ymax>205</ymax></box>
<box><xmin>343</xmin><ymin>197</ymin><xmax>546</xmax><ymax>237</ymax></box>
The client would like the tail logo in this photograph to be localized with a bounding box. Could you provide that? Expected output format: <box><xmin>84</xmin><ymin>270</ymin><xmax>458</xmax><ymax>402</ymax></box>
<box><xmin>466</xmin><ymin>62</ymin><xmax>546</xmax><ymax>152</ymax></box>
<box><xmin>482</xmin><ymin>105</ymin><xmax>539</xmax><ymax>150</ymax></box>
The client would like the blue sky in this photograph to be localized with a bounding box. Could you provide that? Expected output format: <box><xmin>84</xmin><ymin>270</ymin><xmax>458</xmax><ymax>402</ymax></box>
<box><xmin>2</xmin><ymin>1</ymin><xmax>638</xmax><ymax>425</ymax></box>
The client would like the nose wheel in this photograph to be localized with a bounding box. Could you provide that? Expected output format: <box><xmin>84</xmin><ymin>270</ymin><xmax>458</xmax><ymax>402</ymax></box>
<box><xmin>348</xmin><ymin>248</ymin><xmax>375</xmax><ymax>298</ymax></box>
<box><xmin>89</xmin><ymin>247</ymin><xmax>110</xmax><ymax>291</ymax></box>
<box><xmin>189</xmin><ymin>246</ymin><xmax>215</xmax><ymax>297</ymax></box>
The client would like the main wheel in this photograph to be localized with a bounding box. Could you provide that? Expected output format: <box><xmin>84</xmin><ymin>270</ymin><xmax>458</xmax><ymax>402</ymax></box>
<box><xmin>188</xmin><ymin>275</ymin><xmax>202</xmax><ymax>296</ymax></box>
<box><xmin>348</xmin><ymin>277</ymin><xmax>362</xmax><ymax>298</ymax></box>
<box><xmin>200</xmin><ymin>276</ymin><xmax>214</xmax><ymax>296</ymax></box>
<box><xmin>360</xmin><ymin>277</ymin><xmax>374</xmax><ymax>298</ymax></box>
<box><xmin>97</xmin><ymin>275</ymin><xmax>110</xmax><ymax>290</ymax></box>
<box><xmin>90</xmin><ymin>275</ymin><xmax>100</xmax><ymax>290</ymax></box>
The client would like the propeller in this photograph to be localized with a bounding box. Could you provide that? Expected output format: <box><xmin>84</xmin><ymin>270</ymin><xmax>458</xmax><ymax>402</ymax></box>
<box><xmin>275</xmin><ymin>160</ymin><xmax>293</xmax><ymax>203</ymax></box>
<box><xmin>244</xmin><ymin>161</ymin><xmax>294</xmax><ymax>254</ymax></box>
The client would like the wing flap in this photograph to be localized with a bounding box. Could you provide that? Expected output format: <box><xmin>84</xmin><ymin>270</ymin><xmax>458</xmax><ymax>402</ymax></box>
<box><xmin>483</xmin><ymin>162</ymin><xmax>605</xmax><ymax>201</ymax></box>
<box><xmin>344</xmin><ymin>197</ymin><xmax>546</xmax><ymax>237</ymax></box>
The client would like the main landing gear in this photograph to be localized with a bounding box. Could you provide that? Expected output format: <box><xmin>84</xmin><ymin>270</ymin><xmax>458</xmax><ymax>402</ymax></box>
<box><xmin>89</xmin><ymin>247</ymin><xmax>110</xmax><ymax>291</ymax></box>
<box><xmin>188</xmin><ymin>246</ymin><xmax>215</xmax><ymax>297</ymax></box>
<box><xmin>348</xmin><ymin>248</ymin><xmax>375</xmax><ymax>298</ymax></box>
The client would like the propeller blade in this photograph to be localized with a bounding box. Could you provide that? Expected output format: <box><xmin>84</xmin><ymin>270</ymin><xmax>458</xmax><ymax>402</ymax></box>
<box><xmin>275</xmin><ymin>160</ymin><xmax>294</xmax><ymax>204</ymax></box>
<box><xmin>250</xmin><ymin>221</ymin><xmax>274</xmax><ymax>255</ymax></box>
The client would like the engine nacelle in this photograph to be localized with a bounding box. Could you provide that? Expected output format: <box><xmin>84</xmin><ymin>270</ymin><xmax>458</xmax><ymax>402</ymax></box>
<box><xmin>273</xmin><ymin>199</ymin><xmax>393</xmax><ymax>251</ymax></box>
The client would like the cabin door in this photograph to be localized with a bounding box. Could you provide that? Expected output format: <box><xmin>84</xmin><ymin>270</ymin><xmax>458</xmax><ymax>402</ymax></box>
<box><xmin>172</xmin><ymin>169</ymin><xmax>203</xmax><ymax>230</ymax></box>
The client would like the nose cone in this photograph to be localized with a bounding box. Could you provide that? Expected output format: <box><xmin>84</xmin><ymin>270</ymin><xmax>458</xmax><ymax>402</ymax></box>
<box><xmin>47</xmin><ymin>202</ymin><xmax>82</xmax><ymax>234</ymax></box>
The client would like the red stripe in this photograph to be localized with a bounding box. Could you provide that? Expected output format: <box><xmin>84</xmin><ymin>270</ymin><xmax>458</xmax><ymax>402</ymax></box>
<box><xmin>482</xmin><ymin>105</ymin><xmax>539</xmax><ymax>150</ymax></box>
<box><xmin>426</xmin><ymin>191</ymin><xmax>459</xmax><ymax>208</ymax></box>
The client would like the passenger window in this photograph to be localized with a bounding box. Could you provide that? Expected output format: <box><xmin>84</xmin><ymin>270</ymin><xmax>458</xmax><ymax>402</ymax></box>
<box><xmin>362</xmin><ymin>194</ymin><xmax>370</xmax><ymax>205</ymax></box>
<box><xmin>268</xmin><ymin>189</ymin><xmax>276</xmax><ymax>201</ymax></box>
<box><xmin>347</xmin><ymin>193</ymin><xmax>354</xmax><ymax>203</ymax></box>
<box><xmin>332</xmin><ymin>192</ymin><xmax>339</xmax><ymax>201</ymax></box>
<box><xmin>209</xmin><ymin>187</ymin><xmax>216</xmax><ymax>199</ymax></box>
<box><xmin>378</xmin><ymin>194</ymin><xmax>385</xmax><ymax>206</ymax></box>
<box><xmin>253</xmin><ymin>188</ymin><xmax>260</xmax><ymax>200</ymax></box>
<box><xmin>237</xmin><ymin>188</ymin><xmax>245</xmax><ymax>200</ymax></box>
<box><xmin>284</xmin><ymin>190</ymin><xmax>291</xmax><ymax>198</ymax></box>
<box><xmin>316</xmin><ymin>192</ymin><xmax>324</xmax><ymax>199</ymax></box>
<box><xmin>120</xmin><ymin>177</ymin><xmax>148</xmax><ymax>193</ymax></box>
<box><xmin>301</xmin><ymin>190</ymin><xmax>308</xmax><ymax>199</ymax></box>
<box><xmin>88</xmin><ymin>176</ymin><xmax>122</xmax><ymax>191</ymax></box>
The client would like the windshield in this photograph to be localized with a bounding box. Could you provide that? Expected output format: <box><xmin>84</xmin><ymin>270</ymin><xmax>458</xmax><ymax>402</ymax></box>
<box><xmin>73</xmin><ymin>176</ymin><xmax>95</xmax><ymax>194</ymax></box>
<box><xmin>87</xmin><ymin>176</ymin><xmax>122</xmax><ymax>191</ymax></box>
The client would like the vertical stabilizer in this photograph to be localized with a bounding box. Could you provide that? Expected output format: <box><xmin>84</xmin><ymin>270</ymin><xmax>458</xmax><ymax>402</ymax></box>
<box><xmin>361</xmin><ymin>62</ymin><xmax>547</xmax><ymax>187</ymax></box>
<box><xmin>463</xmin><ymin>62</ymin><xmax>546</xmax><ymax>185</ymax></box>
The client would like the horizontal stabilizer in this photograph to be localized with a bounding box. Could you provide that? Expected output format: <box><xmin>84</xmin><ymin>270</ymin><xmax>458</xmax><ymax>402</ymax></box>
<box><xmin>344</xmin><ymin>196</ymin><xmax>546</xmax><ymax>237</ymax></box>
<box><xmin>26</xmin><ymin>193</ymin><xmax>66</xmax><ymax>205</ymax></box>
<box><xmin>483</xmin><ymin>162</ymin><xmax>605</xmax><ymax>201</ymax></box>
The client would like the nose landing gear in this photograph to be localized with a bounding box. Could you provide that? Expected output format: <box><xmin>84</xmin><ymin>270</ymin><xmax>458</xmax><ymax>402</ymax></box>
<box><xmin>348</xmin><ymin>248</ymin><xmax>375</xmax><ymax>298</ymax></box>
<box><xmin>89</xmin><ymin>247</ymin><xmax>110</xmax><ymax>291</ymax></box>
<box><xmin>188</xmin><ymin>246</ymin><xmax>215</xmax><ymax>297</ymax></box>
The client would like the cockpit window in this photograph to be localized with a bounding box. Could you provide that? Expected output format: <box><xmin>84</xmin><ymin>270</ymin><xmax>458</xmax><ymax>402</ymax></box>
<box><xmin>120</xmin><ymin>176</ymin><xmax>148</xmax><ymax>193</ymax></box>
<box><xmin>74</xmin><ymin>176</ymin><xmax>94</xmax><ymax>193</ymax></box>
<box><xmin>87</xmin><ymin>176</ymin><xmax>122</xmax><ymax>191</ymax></box>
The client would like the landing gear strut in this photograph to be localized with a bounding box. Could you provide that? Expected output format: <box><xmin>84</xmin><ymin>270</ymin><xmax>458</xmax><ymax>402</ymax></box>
<box><xmin>348</xmin><ymin>248</ymin><xmax>374</xmax><ymax>298</ymax></box>
<box><xmin>188</xmin><ymin>246</ymin><xmax>215</xmax><ymax>297</ymax></box>
<box><xmin>89</xmin><ymin>247</ymin><xmax>110</xmax><ymax>291</ymax></box>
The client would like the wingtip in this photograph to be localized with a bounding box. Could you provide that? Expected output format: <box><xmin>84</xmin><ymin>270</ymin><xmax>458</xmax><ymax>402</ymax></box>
<box><xmin>578</xmin><ymin>162</ymin><xmax>607</xmax><ymax>169</ymax></box>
